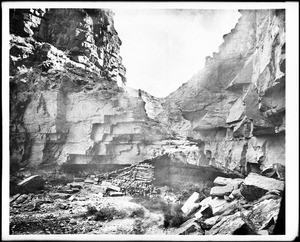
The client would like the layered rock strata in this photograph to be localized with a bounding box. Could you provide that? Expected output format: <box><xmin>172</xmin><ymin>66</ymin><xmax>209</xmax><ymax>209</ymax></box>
<box><xmin>164</xmin><ymin>9</ymin><xmax>286</xmax><ymax>177</ymax></box>
<box><xmin>9</xmin><ymin>8</ymin><xmax>200</xmax><ymax>175</ymax></box>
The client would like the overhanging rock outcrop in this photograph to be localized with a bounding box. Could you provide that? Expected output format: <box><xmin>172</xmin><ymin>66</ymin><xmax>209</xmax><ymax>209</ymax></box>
<box><xmin>164</xmin><ymin>9</ymin><xmax>285</xmax><ymax>177</ymax></box>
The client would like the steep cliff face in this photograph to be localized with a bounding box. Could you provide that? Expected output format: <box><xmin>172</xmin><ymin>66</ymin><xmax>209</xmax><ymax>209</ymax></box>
<box><xmin>10</xmin><ymin>8</ymin><xmax>126</xmax><ymax>82</ymax></box>
<box><xmin>10</xmin><ymin>8</ymin><xmax>201</xmax><ymax>174</ymax></box>
<box><xmin>164</xmin><ymin>10</ymin><xmax>285</xmax><ymax>177</ymax></box>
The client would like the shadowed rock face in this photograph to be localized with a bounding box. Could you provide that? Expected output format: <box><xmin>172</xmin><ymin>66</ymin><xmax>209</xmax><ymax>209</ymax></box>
<box><xmin>10</xmin><ymin>8</ymin><xmax>126</xmax><ymax>82</ymax></box>
<box><xmin>9</xmin><ymin>9</ymin><xmax>285</xmax><ymax>183</ymax></box>
<box><xmin>164</xmin><ymin>9</ymin><xmax>286</xmax><ymax>177</ymax></box>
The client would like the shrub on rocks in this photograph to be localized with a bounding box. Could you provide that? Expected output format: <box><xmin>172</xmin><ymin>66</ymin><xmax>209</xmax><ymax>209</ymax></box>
<box><xmin>93</xmin><ymin>206</ymin><xmax>126</xmax><ymax>221</ymax></box>
<box><xmin>131</xmin><ymin>218</ymin><xmax>146</xmax><ymax>234</ymax></box>
<box><xmin>129</xmin><ymin>207</ymin><xmax>145</xmax><ymax>218</ymax></box>
<box><xmin>163</xmin><ymin>203</ymin><xmax>187</xmax><ymax>228</ymax></box>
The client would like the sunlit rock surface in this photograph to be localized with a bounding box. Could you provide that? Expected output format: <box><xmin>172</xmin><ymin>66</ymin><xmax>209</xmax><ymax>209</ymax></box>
<box><xmin>164</xmin><ymin>9</ymin><xmax>285</xmax><ymax>177</ymax></box>
<box><xmin>9</xmin><ymin>8</ymin><xmax>198</xmax><ymax>173</ymax></box>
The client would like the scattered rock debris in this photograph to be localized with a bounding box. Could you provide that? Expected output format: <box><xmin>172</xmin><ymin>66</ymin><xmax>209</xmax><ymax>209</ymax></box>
<box><xmin>10</xmin><ymin>167</ymin><xmax>284</xmax><ymax>235</ymax></box>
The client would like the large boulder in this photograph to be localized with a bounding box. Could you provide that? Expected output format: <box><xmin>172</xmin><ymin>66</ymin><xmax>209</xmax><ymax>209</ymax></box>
<box><xmin>14</xmin><ymin>194</ymin><xmax>29</xmax><ymax>204</ymax></box>
<box><xmin>247</xmin><ymin>197</ymin><xmax>282</xmax><ymax>233</ymax></box>
<box><xmin>194</xmin><ymin>196</ymin><xmax>228</xmax><ymax>218</ymax></box>
<box><xmin>17</xmin><ymin>175</ymin><xmax>45</xmax><ymax>193</ymax></box>
<box><xmin>173</xmin><ymin>218</ymin><xmax>204</xmax><ymax>235</ymax></box>
<box><xmin>194</xmin><ymin>204</ymin><xmax>213</xmax><ymax>220</ymax></box>
<box><xmin>210</xmin><ymin>185</ymin><xmax>234</xmax><ymax>197</ymax></box>
<box><xmin>199</xmin><ymin>215</ymin><xmax>221</xmax><ymax>230</ymax></box>
<box><xmin>210</xmin><ymin>185</ymin><xmax>233</xmax><ymax>197</ymax></box>
<box><xmin>101</xmin><ymin>181</ymin><xmax>121</xmax><ymax>192</ymax></box>
<box><xmin>213</xmin><ymin>199</ymin><xmax>241</xmax><ymax>216</ymax></box>
<box><xmin>241</xmin><ymin>173</ymin><xmax>284</xmax><ymax>201</ymax></box>
<box><xmin>206</xmin><ymin>211</ymin><xmax>257</xmax><ymax>235</ymax></box>
<box><xmin>244</xmin><ymin>173</ymin><xmax>284</xmax><ymax>191</ymax></box>
<box><xmin>181</xmin><ymin>192</ymin><xmax>201</xmax><ymax>215</ymax></box>
<box><xmin>240</xmin><ymin>184</ymin><xmax>267</xmax><ymax>201</ymax></box>
<box><xmin>213</xmin><ymin>177</ymin><xmax>244</xmax><ymax>189</ymax></box>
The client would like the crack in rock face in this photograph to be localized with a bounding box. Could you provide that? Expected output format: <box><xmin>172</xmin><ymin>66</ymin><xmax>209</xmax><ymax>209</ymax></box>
<box><xmin>8</xmin><ymin>8</ymin><xmax>285</xmax><ymax>236</ymax></box>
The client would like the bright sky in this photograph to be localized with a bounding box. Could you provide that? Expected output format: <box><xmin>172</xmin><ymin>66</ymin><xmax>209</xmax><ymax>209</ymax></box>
<box><xmin>113</xmin><ymin>9</ymin><xmax>241</xmax><ymax>98</ymax></box>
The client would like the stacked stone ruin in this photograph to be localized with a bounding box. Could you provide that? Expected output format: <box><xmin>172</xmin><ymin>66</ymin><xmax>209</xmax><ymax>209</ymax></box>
<box><xmin>107</xmin><ymin>163</ymin><xmax>155</xmax><ymax>196</ymax></box>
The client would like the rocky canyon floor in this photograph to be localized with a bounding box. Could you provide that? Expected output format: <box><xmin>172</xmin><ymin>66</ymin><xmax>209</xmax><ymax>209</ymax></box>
<box><xmin>10</xmin><ymin>177</ymin><xmax>192</xmax><ymax>235</ymax></box>
<box><xmin>9</xmin><ymin>165</ymin><xmax>284</xmax><ymax>235</ymax></box>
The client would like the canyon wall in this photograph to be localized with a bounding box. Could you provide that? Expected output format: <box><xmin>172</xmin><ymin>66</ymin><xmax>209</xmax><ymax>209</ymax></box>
<box><xmin>9</xmin><ymin>8</ymin><xmax>200</xmax><ymax>174</ymax></box>
<box><xmin>164</xmin><ymin>9</ymin><xmax>285</xmax><ymax>177</ymax></box>
<box><xmin>9</xmin><ymin>9</ymin><xmax>285</xmax><ymax>181</ymax></box>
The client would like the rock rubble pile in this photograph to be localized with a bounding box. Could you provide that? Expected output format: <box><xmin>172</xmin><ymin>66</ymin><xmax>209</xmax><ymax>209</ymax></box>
<box><xmin>174</xmin><ymin>173</ymin><xmax>283</xmax><ymax>235</ymax></box>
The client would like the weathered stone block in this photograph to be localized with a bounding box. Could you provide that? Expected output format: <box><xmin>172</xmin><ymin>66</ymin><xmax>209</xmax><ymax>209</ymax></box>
<box><xmin>226</xmin><ymin>98</ymin><xmax>245</xmax><ymax>124</ymax></box>
<box><xmin>199</xmin><ymin>215</ymin><xmax>221</xmax><ymax>230</ymax></box>
<box><xmin>213</xmin><ymin>177</ymin><xmax>243</xmax><ymax>189</ymax></box>
<box><xmin>206</xmin><ymin>212</ymin><xmax>256</xmax><ymax>235</ymax></box>
<box><xmin>48</xmin><ymin>192</ymin><xmax>71</xmax><ymax>199</ymax></box>
<box><xmin>210</xmin><ymin>184</ymin><xmax>234</xmax><ymax>197</ymax></box>
<box><xmin>213</xmin><ymin>199</ymin><xmax>240</xmax><ymax>216</ymax></box>
<box><xmin>181</xmin><ymin>192</ymin><xmax>200</xmax><ymax>215</ymax></box>
<box><xmin>18</xmin><ymin>175</ymin><xmax>45</xmax><ymax>193</ymax></box>
<box><xmin>195</xmin><ymin>204</ymin><xmax>213</xmax><ymax>219</ymax></box>
<box><xmin>230</xmin><ymin>188</ymin><xmax>243</xmax><ymax>198</ymax></box>
<box><xmin>102</xmin><ymin>181</ymin><xmax>121</xmax><ymax>192</ymax></box>
<box><xmin>108</xmin><ymin>191</ymin><xmax>124</xmax><ymax>197</ymax></box>
<box><xmin>174</xmin><ymin>218</ymin><xmax>204</xmax><ymax>235</ymax></box>
<box><xmin>197</xmin><ymin>196</ymin><xmax>228</xmax><ymax>216</ymax></box>
<box><xmin>240</xmin><ymin>184</ymin><xmax>267</xmax><ymax>201</ymax></box>
<box><xmin>244</xmin><ymin>172</ymin><xmax>284</xmax><ymax>191</ymax></box>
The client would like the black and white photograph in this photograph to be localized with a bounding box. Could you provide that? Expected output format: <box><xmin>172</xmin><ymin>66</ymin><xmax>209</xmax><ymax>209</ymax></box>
<box><xmin>1</xmin><ymin>1</ymin><xmax>299</xmax><ymax>240</ymax></box>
